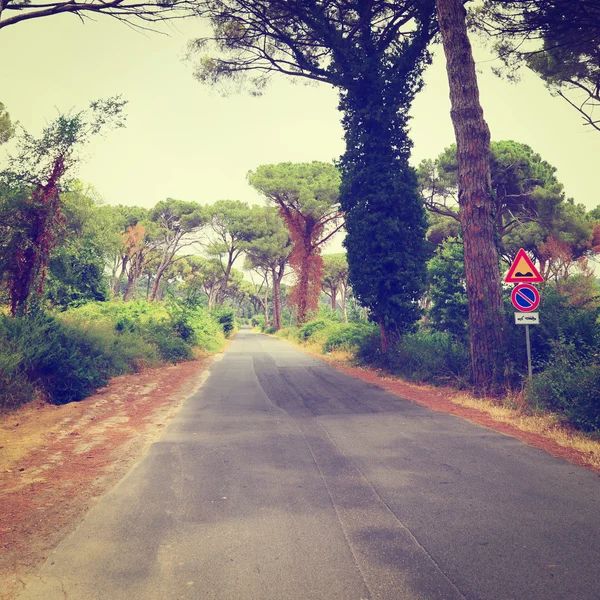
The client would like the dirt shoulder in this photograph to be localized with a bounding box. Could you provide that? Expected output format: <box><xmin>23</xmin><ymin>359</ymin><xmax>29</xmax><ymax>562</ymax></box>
<box><xmin>0</xmin><ymin>356</ymin><xmax>218</xmax><ymax>600</ymax></box>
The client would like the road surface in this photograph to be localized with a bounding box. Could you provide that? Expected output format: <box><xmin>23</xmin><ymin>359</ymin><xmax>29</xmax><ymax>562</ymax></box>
<box><xmin>20</xmin><ymin>331</ymin><xmax>600</xmax><ymax>600</ymax></box>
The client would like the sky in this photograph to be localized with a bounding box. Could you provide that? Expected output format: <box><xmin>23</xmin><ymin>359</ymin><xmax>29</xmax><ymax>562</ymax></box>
<box><xmin>1</xmin><ymin>12</ymin><xmax>599</xmax><ymax>238</ymax></box>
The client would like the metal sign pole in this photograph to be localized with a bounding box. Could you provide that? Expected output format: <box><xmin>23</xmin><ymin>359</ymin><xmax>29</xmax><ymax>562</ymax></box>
<box><xmin>525</xmin><ymin>324</ymin><xmax>533</xmax><ymax>381</ymax></box>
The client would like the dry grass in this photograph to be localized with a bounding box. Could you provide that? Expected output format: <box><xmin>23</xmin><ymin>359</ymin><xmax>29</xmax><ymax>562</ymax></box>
<box><xmin>450</xmin><ymin>391</ymin><xmax>600</xmax><ymax>471</ymax></box>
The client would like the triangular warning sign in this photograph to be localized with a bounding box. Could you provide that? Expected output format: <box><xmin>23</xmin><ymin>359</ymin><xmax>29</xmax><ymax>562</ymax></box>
<box><xmin>505</xmin><ymin>248</ymin><xmax>543</xmax><ymax>283</ymax></box>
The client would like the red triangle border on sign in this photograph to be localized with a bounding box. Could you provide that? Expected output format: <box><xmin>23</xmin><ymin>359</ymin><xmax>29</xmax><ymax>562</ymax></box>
<box><xmin>504</xmin><ymin>248</ymin><xmax>544</xmax><ymax>283</ymax></box>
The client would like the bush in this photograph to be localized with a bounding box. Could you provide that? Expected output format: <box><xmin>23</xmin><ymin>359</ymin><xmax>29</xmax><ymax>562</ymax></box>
<box><xmin>0</xmin><ymin>340</ymin><xmax>36</xmax><ymax>409</ymax></box>
<box><xmin>323</xmin><ymin>322</ymin><xmax>378</xmax><ymax>352</ymax></box>
<box><xmin>251</xmin><ymin>314</ymin><xmax>265</xmax><ymax>329</ymax></box>
<box><xmin>145</xmin><ymin>323</ymin><xmax>194</xmax><ymax>362</ymax></box>
<box><xmin>527</xmin><ymin>340</ymin><xmax>600</xmax><ymax>432</ymax></box>
<box><xmin>0</xmin><ymin>313</ymin><xmax>114</xmax><ymax>405</ymax></box>
<box><xmin>0</xmin><ymin>299</ymin><xmax>227</xmax><ymax>409</ymax></box>
<box><xmin>385</xmin><ymin>330</ymin><xmax>471</xmax><ymax>386</ymax></box>
<box><xmin>212</xmin><ymin>307</ymin><xmax>236</xmax><ymax>337</ymax></box>
<box><xmin>297</xmin><ymin>319</ymin><xmax>330</xmax><ymax>341</ymax></box>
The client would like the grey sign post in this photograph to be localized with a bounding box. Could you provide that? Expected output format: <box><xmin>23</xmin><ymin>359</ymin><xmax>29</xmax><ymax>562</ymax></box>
<box><xmin>515</xmin><ymin>312</ymin><xmax>539</xmax><ymax>381</ymax></box>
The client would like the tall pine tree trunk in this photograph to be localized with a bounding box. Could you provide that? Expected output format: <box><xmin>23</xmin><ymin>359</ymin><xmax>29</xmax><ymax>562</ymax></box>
<box><xmin>272</xmin><ymin>267</ymin><xmax>282</xmax><ymax>331</ymax></box>
<box><xmin>436</xmin><ymin>0</ymin><xmax>507</xmax><ymax>394</ymax></box>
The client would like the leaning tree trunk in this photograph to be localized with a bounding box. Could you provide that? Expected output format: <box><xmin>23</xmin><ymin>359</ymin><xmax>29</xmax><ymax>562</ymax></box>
<box><xmin>436</xmin><ymin>0</ymin><xmax>507</xmax><ymax>394</ymax></box>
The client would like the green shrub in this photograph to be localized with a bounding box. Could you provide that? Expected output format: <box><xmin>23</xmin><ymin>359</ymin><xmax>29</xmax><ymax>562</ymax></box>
<box><xmin>297</xmin><ymin>319</ymin><xmax>330</xmax><ymax>341</ymax></box>
<box><xmin>212</xmin><ymin>307</ymin><xmax>236</xmax><ymax>338</ymax></box>
<box><xmin>276</xmin><ymin>327</ymin><xmax>293</xmax><ymax>339</ymax></box>
<box><xmin>0</xmin><ymin>313</ymin><xmax>113</xmax><ymax>404</ymax></box>
<box><xmin>323</xmin><ymin>322</ymin><xmax>378</xmax><ymax>352</ymax></box>
<box><xmin>251</xmin><ymin>314</ymin><xmax>265</xmax><ymax>329</ymax></box>
<box><xmin>145</xmin><ymin>323</ymin><xmax>194</xmax><ymax>362</ymax></box>
<box><xmin>387</xmin><ymin>330</ymin><xmax>471</xmax><ymax>386</ymax></box>
<box><xmin>527</xmin><ymin>340</ymin><xmax>600</xmax><ymax>432</ymax></box>
<box><xmin>0</xmin><ymin>299</ymin><xmax>226</xmax><ymax>409</ymax></box>
<box><xmin>0</xmin><ymin>341</ymin><xmax>36</xmax><ymax>409</ymax></box>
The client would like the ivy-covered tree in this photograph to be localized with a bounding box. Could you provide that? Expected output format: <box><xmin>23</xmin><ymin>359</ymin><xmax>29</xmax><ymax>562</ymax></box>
<box><xmin>190</xmin><ymin>0</ymin><xmax>437</xmax><ymax>343</ymax></box>
<box><xmin>248</xmin><ymin>162</ymin><xmax>343</xmax><ymax>324</ymax></box>
<box><xmin>0</xmin><ymin>97</ymin><xmax>126</xmax><ymax>315</ymax></box>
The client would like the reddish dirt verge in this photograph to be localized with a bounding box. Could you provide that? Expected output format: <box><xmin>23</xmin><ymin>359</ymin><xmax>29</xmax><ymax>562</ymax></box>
<box><xmin>332</xmin><ymin>362</ymin><xmax>600</xmax><ymax>476</ymax></box>
<box><xmin>0</xmin><ymin>356</ymin><xmax>217</xmax><ymax>600</ymax></box>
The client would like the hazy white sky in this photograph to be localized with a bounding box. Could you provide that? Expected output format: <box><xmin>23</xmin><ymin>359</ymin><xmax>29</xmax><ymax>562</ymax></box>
<box><xmin>1</xmin><ymin>13</ymin><xmax>599</xmax><ymax>221</ymax></box>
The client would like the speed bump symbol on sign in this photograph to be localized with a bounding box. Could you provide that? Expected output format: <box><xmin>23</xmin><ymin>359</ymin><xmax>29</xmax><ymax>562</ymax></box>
<box><xmin>511</xmin><ymin>284</ymin><xmax>540</xmax><ymax>313</ymax></box>
<box><xmin>504</xmin><ymin>248</ymin><xmax>544</xmax><ymax>284</ymax></box>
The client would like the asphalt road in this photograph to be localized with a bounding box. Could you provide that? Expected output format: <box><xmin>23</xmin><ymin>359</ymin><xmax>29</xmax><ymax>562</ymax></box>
<box><xmin>20</xmin><ymin>331</ymin><xmax>600</xmax><ymax>600</ymax></box>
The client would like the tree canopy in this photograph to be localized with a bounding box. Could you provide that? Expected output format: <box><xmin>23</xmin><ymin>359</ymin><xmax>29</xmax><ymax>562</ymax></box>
<box><xmin>0</xmin><ymin>0</ymin><xmax>197</xmax><ymax>31</ymax></box>
<box><xmin>248</xmin><ymin>161</ymin><xmax>342</xmax><ymax>323</ymax></box>
<box><xmin>476</xmin><ymin>0</ymin><xmax>600</xmax><ymax>131</ymax></box>
<box><xmin>419</xmin><ymin>140</ymin><xmax>594</xmax><ymax>262</ymax></box>
<box><xmin>0</xmin><ymin>102</ymin><xmax>15</xmax><ymax>145</ymax></box>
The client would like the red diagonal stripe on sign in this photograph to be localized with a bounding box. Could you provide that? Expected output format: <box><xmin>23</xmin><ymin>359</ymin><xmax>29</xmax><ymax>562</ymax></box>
<box><xmin>516</xmin><ymin>290</ymin><xmax>534</xmax><ymax>306</ymax></box>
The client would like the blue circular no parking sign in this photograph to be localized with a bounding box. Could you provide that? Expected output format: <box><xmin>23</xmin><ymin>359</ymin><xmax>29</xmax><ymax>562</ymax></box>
<box><xmin>511</xmin><ymin>284</ymin><xmax>540</xmax><ymax>312</ymax></box>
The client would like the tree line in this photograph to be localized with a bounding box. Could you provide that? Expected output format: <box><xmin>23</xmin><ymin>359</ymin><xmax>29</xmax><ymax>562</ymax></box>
<box><xmin>2</xmin><ymin>0</ymin><xmax>599</xmax><ymax>394</ymax></box>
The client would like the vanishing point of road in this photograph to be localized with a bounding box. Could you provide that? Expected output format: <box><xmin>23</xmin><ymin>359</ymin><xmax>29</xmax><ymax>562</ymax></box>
<box><xmin>20</xmin><ymin>331</ymin><xmax>600</xmax><ymax>600</ymax></box>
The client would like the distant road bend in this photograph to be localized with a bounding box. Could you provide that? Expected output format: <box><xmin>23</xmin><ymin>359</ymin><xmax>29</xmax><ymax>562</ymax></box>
<box><xmin>20</xmin><ymin>331</ymin><xmax>600</xmax><ymax>600</ymax></box>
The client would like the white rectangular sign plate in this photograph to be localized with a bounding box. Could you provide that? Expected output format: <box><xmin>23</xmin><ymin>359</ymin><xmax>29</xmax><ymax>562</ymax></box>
<box><xmin>515</xmin><ymin>312</ymin><xmax>539</xmax><ymax>325</ymax></box>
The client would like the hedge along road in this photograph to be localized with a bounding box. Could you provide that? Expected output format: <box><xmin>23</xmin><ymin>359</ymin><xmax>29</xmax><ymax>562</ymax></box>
<box><xmin>19</xmin><ymin>331</ymin><xmax>600</xmax><ymax>600</ymax></box>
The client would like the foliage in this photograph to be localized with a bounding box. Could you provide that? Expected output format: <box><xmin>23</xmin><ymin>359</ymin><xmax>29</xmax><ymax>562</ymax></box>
<box><xmin>297</xmin><ymin>319</ymin><xmax>331</xmax><ymax>342</ymax></box>
<box><xmin>147</xmin><ymin>198</ymin><xmax>207</xmax><ymax>302</ymax></box>
<box><xmin>0</xmin><ymin>102</ymin><xmax>16</xmax><ymax>145</ymax></box>
<box><xmin>476</xmin><ymin>0</ymin><xmax>600</xmax><ymax>131</ymax></box>
<box><xmin>322</xmin><ymin>322</ymin><xmax>378</xmax><ymax>353</ymax></box>
<box><xmin>322</xmin><ymin>253</ymin><xmax>349</xmax><ymax>317</ymax></box>
<box><xmin>248</xmin><ymin>162</ymin><xmax>343</xmax><ymax>323</ymax></box>
<box><xmin>419</xmin><ymin>140</ymin><xmax>581</xmax><ymax>261</ymax></box>
<box><xmin>0</xmin><ymin>299</ymin><xmax>230</xmax><ymax>409</ymax></box>
<box><xmin>0</xmin><ymin>98</ymin><xmax>126</xmax><ymax>315</ymax></box>
<box><xmin>527</xmin><ymin>340</ymin><xmax>600</xmax><ymax>432</ymax></box>
<box><xmin>211</xmin><ymin>306</ymin><xmax>236</xmax><ymax>338</ymax></box>
<box><xmin>343</xmin><ymin>163</ymin><xmax>428</xmax><ymax>346</ymax></box>
<box><xmin>243</xmin><ymin>206</ymin><xmax>291</xmax><ymax>330</ymax></box>
<box><xmin>44</xmin><ymin>183</ymin><xmax>115</xmax><ymax>309</ymax></box>
<box><xmin>355</xmin><ymin>328</ymin><xmax>472</xmax><ymax>386</ymax></box>
<box><xmin>427</xmin><ymin>238</ymin><xmax>469</xmax><ymax>341</ymax></box>
<box><xmin>192</xmin><ymin>1</ymin><xmax>436</xmax><ymax>342</ymax></box>
<box><xmin>205</xmin><ymin>199</ymin><xmax>259</xmax><ymax>305</ymax></box>
<box><xmin>0</xmin><ymin>311</ymin><xmax>154</xmax><ymax>407</ymax></box>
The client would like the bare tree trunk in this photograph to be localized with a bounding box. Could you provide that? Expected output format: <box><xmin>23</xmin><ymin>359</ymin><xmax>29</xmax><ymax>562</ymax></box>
<box><xmin>263</xmin><ymin>287</ymin><xmax>270</xmax><ymax>329</ymax></box>
<box><xmin>436</xmin><ymin>0</ymin><xmax>507</xmax><ymax>394</ymax></box>
<box><xmin>112</xmin><ymin>255</ymin><xmax>127</xmax><ymax>297</ymax></box>
<box><xmin>339</xmin><ymin>282</ymin><xmax>348</xmax><ymax>322</ymax></box>
<box><xmin>330</xmin><ymin>288</ymin><xmax>337</xmax><ymax>312</ymax></box>
<box><xmin>379</xmin><ymin>322</ymin><xmax>389</xmax><ymax>353</ymax></box>
<box><xmin>123</xmin><ymin>271</ymin><xmax>137</xmax><ymax>301</ymax></box>
<box><xmin>272</xmin><ymin>267</ymin><xmax>283</xmax><ymax>331</ymax></box>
